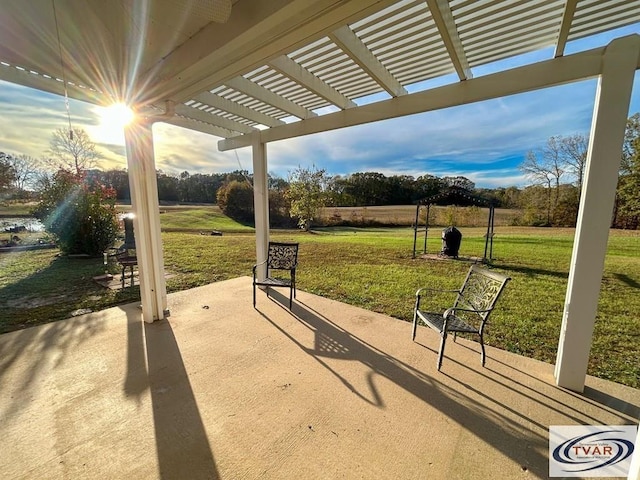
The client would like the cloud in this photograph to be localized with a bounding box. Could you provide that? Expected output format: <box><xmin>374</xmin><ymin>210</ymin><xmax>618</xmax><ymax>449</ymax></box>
<box><xmin>263</xmin><ymin>77</ymin><xmax>602</xmax><ymax>184</ymax></box>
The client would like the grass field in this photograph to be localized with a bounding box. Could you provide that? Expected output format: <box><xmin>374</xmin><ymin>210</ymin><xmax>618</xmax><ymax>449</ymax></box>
<box><xmin>0</xmin><ymin>205</ymin><xmax>638</xmax><ymax>388</ymax></box>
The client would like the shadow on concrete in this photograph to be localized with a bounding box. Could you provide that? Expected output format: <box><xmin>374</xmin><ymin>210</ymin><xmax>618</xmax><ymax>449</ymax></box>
<box><xmin>450</xmin><ymin>339</ymin><xmax>638</xmax><ymax>425</ymax></box>
<box><xmin>121</xmin><ymin>306</ymin><xmax>220</xmax><ymax>479</ymax></box>
<box><xmin>259</xmin><ymin>291</ymin><xmax>550</xmax><ymax>478</ymax></box>
<box><xmin>0</xmin><ymin>310</ymin><xmax>107</xmax><ymax>424</ymax></box>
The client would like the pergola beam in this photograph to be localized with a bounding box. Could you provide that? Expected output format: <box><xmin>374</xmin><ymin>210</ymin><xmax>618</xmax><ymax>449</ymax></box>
<box><xmin>220</xmin><ymin>41</ymin><xmax>639</xmax><ymax>151</ymax></box>
<box><xmin>174</xmin><ymin>104</ymin><xmax>257</xmax><ymax>135</ymax></box>
<box><xmin>270</xmin><ymin>55</ymin><xmax>357</xmax><ymax>109</ymax></box>
<box><xmin>155</xmin><ymin>0</ymin><xmax>401</xmax><ymax>106</ymax></box>
<box><xmin>330</xmin><ymin>25</ymin><xmax>407</xmax><ymax>97</ymax></box>
<box><xmin>193</xmin><ymin>91</ymin><xmax>285</xmax><ymax>128</ymax></box>
<box><xmin>166</xmin><ymin>116</ymin><xmax>236</xmax><ymax>138</ymax></box>
<box><xmin>554</xmin><ymin>0</ymin><xmax>579</xmax><ymax>58</ymax></box>
<box><xmin>425</xmin><ymin>0</ymin><xmax>473</xmax><ymax>80</ymax></box>
<box><xmin>225</xmin><ymin>76</ymin><xmax>317</xmax><ymax>120</ymax></box>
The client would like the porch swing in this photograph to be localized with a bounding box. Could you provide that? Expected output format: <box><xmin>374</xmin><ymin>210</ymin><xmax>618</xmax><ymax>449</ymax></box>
<box><xmin>412</xmin><ymin>186</ymin><xmax>496</xmax><ymax>262</ymax></box>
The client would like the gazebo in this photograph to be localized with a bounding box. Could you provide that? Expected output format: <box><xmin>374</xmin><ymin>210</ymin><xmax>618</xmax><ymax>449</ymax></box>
<box><xmin>412</xmin><ymin>185</ymin><xmax>495</xmax><ymax>261</ymax></box>
<box><xmin>0</xmin><ymin>0</ymin><xmax>638</xmax><ymax>445</ymax></box>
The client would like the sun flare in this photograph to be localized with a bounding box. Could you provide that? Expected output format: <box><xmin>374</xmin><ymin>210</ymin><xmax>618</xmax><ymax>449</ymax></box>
<box><xmin>93</xmin><ymin>103</ymin><xmax>135</xmax><ymax>145</ymax></box>
<box><xmin>102</xmin><ymin>102</ymin><xmax>134</xmax><ymax>127</ymax></box>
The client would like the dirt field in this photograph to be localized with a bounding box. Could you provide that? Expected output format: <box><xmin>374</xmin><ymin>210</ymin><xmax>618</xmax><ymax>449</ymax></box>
<box><xmin>319</xmin><ymin>205</ymin><xmax>521</xmax><ymax>227</ymax></box>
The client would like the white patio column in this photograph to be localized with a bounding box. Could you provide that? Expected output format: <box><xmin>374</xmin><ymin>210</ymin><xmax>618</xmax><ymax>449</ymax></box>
<box><xmin>124</xmin><ymin>119</ymin><xmax>168</xmax><ymax>323</ymax></box>
<box><xmin>252</xmin><ymin>138</ymin><xmax>270</xmax><ymax>280</ymax></box>
<box><xmin>554</xmin><ymin>35</ymin><xmax>640</xmax><ymax>392</ymax></box>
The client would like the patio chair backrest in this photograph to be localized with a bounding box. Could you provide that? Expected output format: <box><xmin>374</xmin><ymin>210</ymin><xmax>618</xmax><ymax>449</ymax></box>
<box><xmin>453</xmin><ymin>265</ymin><xmax>510</xmax><ymax>320</ymax></box>
<box><xmin>267</xmin><ymin>242</ymin><xmax>299</xmax><ymax>271</ymax></box>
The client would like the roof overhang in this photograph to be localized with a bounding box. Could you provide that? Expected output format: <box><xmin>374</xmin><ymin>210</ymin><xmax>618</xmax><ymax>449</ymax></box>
<box><xmin>1</xmin><ymin>0</ymin><xmax>639</xmax><ymax>150</ymax></box>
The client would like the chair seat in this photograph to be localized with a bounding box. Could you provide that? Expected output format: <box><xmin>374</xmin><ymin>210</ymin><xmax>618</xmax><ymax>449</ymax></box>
<box><xmin>256</xmin><ymin>277</ymin><xmax>292</xmax><ymax>288</ymax></box>
<box><xmin>416</xmin><ymin>310</ymin><xmax>477</xmax><ymax>334</ymax></box>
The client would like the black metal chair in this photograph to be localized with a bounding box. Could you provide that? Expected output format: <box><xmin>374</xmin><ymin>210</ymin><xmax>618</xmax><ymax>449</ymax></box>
<box><xmin>412</xmin><ymin>265</ymin><xmax>510</xmax><ymax>370</ymax></box>
<box><xmin>253</xmin><ymin>242</ymin><xmax>299</xmax><ymax>309</ymax></box>
<box><xmin>115</xmin><ymin>248</ymin><xmax>137</xmax><ymax>288</ymax></box>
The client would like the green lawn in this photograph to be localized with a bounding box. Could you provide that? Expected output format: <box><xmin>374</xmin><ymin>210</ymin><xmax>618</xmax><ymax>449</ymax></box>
<box><xmin>0</xmin><ymin>213</ymin><xmax>638</xmax><ymax>388</ymax></box>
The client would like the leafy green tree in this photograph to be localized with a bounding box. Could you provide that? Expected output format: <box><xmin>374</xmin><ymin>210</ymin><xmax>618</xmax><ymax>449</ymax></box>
<box><xmin>325</xmin><ymin>175</ymin><xmax>355</xmax><ymax>206</ymax></box>
<box><xmin>614</xmin><ymin>113</ymin><xmax>640</xmax><ymax>229</ymax></box>
<box><xmin>442</xmin><ymin>176</ymin><xmax>475</xmax><ymax>191</ymax></box>
<box><xmin>414</xmin><ymin>174</ymin><xmax>444</xmax><ymax>202</ymax></box>
<box><xmin>156</xmin><ymin>171</ymin><xmax>180</xmax><ymax>202</ymax></box>
<box><xmin>287</xmin><ymin>165</ymin><xmax>328</xmax><ymax>231</ymax></box>
<box><xmin>517</xmin><ymin>185</ymin><xmax>551</xmax><ymax>226</ymax></box>
<box><xmin>216</xmin><ymin>180</ymin><xmax>254</xmax><ymax>222</ymax></box>
<box><xmin>32</xmin><ymin>170</ymin><xmax>119</xmax><ymax>255</ymax></box>
<box><xmin>0</xmin><ymin>152</ymin><xmax>17</xmax><ymax>197</ymax></box>
<box><xmin>99</xmin><ymin>169</ymin><xmax>130</xmax><ymax>201</ymax></box>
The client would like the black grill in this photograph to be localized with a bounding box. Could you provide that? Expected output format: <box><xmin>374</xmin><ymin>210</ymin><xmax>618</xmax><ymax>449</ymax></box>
<box><xmin>441</xmin><ymin>226</ymin><xmax>462</xmax><ymax>257</ymax></box>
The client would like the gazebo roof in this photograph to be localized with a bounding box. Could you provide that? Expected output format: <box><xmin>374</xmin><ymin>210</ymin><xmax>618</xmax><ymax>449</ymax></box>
<box><xmin>417</xmin><ymin>185</ymin><xmax>492</xmax><ymax>206</ymax></box>
<box><xmin>1</xmin><ymin>0</ymin><xmax>639</xmax><ymax>150</ymax></box>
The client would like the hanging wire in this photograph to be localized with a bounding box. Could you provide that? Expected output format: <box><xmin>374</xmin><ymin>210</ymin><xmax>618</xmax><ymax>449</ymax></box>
<box><xmin>234</xmin><ymin>149</ymin><xmax>254</xmax><ymax>189</ymax></box>
<box><xmin>51</xmin><ymin>0</ymin><xmax>74</xmax><ymax>140</ymax></box>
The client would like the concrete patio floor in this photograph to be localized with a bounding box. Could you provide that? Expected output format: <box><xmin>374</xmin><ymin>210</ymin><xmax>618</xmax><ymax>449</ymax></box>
<box><xmin>1</xmin><ymin>277</ymin><xmax>638</xmax><ymax>480</ymax></box>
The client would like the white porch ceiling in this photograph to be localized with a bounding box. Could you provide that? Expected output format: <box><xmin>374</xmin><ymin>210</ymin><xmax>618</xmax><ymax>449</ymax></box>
<box><xmin>0</xmin><ymin>0</ymin><xmax>639</xmax><ymax>150</ymax></box>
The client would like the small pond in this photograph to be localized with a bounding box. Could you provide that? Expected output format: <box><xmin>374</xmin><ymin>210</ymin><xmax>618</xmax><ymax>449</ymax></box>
<box><xmin>0</xmin><ymin>217</ymin><xmax>45</xmax><ymax>233</ymax></box>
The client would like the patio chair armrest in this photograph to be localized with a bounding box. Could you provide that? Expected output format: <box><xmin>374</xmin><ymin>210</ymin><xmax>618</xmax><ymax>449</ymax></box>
<box><xmin>252</xmin><ymin>260</ymin><xmax>268</xmax><ymax>275</ymax></box>
<box><xmin>415</xmin><ymin>287</ymin><xmax>460</xmax><ymax>297</ymax></box>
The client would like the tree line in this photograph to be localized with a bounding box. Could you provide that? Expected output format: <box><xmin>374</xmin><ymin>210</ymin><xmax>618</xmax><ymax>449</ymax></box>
<box><xmin>2</xmin><ymin>112</ymin><xmax>640</xmax><ymax>232</ymax></box>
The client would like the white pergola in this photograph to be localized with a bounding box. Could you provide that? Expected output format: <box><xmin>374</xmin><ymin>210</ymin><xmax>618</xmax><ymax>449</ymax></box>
<box><xmin>1</xmin><ymin>0</ymin><xmax>638</xmax><ymax>413</ymax></box>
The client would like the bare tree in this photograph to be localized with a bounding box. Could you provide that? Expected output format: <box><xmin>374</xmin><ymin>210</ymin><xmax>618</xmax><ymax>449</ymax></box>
<box><xmin>6</xmin><ymin>154</ymin><xmax>41</xmax><ymax>191</ymax></box>
<box><xmin>47</xmin><ymin>128</ymin><xmax>101</xmax><ymax>174</ymax></box>
<box><xmin>557</xmin><ymin>134</ymin><xmax>588</xmax><ymax>195</ymax></box>
<box><xmin>520</xmin><ymin>151</ymin><xmax>555</xmax><ymax>225</ymax></box>
<box><xmin>522</xmin><ymin>135</ymin><xmax>586</xmax><ymax>225</ymax></box>
<box><xmin>542</xmin><ymin>136</ymin><xmax>566</xmax><ymax>192</ymax></box>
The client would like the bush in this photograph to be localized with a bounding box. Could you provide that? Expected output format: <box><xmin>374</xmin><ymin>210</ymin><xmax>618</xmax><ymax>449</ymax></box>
<box><xmin>32</xmin><ymin>170</ymin><xmax>119</xmax><ymax>256</ymax></box>
<box><xmin>216</xmin><ymin>180</ymin><xmax>254</xmax><ymax>222</ymax></box>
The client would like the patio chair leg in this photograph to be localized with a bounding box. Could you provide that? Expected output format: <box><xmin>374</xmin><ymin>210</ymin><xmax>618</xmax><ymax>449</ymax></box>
<box><xmin>479</xmin><ymin>334</ymin><xmax>486</xmax><ymax>367</ymax></box>
<box><xmin>411</xmin><ymin>312</ymin><xmax>418</xmax><ymax>341</ymax></box>
<box><xmin>289</xmin><ymin>288</ymin><xmax>293</xmax><ymax>309</ymax></box>
<box><xmin>253</xmin><ymin>284</ymin><xmax>256</xmax><ymax>308</ymax></box>
<box><xmin>437</xmin><ymin>332</ymin><xmax>447</xmax><ymax>371</ymax></box>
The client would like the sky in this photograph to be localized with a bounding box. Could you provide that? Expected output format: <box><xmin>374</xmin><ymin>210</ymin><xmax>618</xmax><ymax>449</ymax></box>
<box><xmin>1</xmin><ymin>25</ymin><xmax>639</xmax><ymax>189</ymax></box>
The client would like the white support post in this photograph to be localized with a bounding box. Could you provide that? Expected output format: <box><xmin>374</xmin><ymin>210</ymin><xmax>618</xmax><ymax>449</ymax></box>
<box><xmin>124</xmin><ymin>120</ymin><xmax>168</xmax><ymax>323</ymax></box>
<box><xmin>554</xmin><ymin>36</ymin><xmax>640</xmax><ymax>392</ymax></box>
<box><xmin>252</xmin><ymin>139</ymin><xmax>270</xmax><ymax>280</ymax></box>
